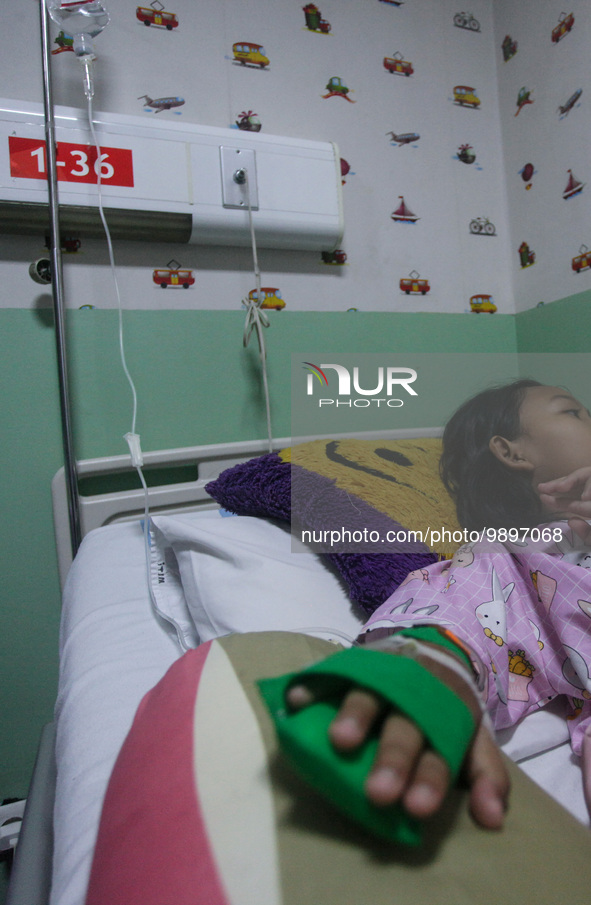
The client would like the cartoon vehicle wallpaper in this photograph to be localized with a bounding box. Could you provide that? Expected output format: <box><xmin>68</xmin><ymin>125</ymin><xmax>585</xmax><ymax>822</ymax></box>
<box><xmin>558</xmin><ymin>88</ymin><xmax>582</xmax><ymax>116</ymax></box>
<box><xmin>303</xmin><ymin>4</ymin><xmax>331</xmax><ymax>33</ymax></box>
<box><xmin>248</xmin><ymin>288</ymin><xmax>285</xmax><ymax>309</ymax></box>
<box><xmin>551</xmin><ymin>12</ymin><xmax>574</xmax><ymax>43</ymax></box>
<box><xmin>321</xmin><ymin>249</ymin><xmax>347</xmax><ymax>265</ymax></box>
<box><xmin>391</xmin><ymin>196</ymin><xmax>419</xmax><ymax>222</ymax></box>
<box><xmin>470</xmin><ymin>294</ymin><xmax>497</xmax><ymax>313</ymax></box>
<box><xmin>387</xmin><ymin>131</ymin><xmax>420</xmax><ymax>146</ymax></box>
<box><xmin>453</xmin><ymin>86</ymin><xmax>480</xmax><ymax>107</ymax></box>
<box><xmin>520</xmin><ymin>162</ymin><xmax>535</xmax><ymax>188</ymax></box>
<box><xmin>453</xmin><ymin>12</ymin><xmax>480</xmax><ymax>32</ymax></box>
<box><xmin>519</xmin><ymin>241</ymin><xmax>535</xmax><ymax>267</ymax></box>
<box><xmin>323</xmin><ymin>77</ymin><xmax>355</xmax><ymax>100</ymax></box>
<box><xmin>232</xmin><ymin>42</ymin><xmax>269</xmax><ymax>68</ymax></box>
<box><xmin>139</xmin><ymin>94</ymin><xmax>184</xmax><ymax>112</ymax></box>
<box><xmin>457</xmin><ymin>143</ymin><xmax>476</xmax><ymax>164</ymax></box>
<box><xmin>563</xmin><ymin>170</ymin><xmax>585</xmax><ymax>199</ymax></box>
<box><xmin>52</xmin><ymin>31</ymin><xmax>74</xmax><ymax>53</ymax></box>
<box><xmin>45</xmin><ymin>235</ymin><xmax>81</xmax><ymax>254</ymax></box>
<box><xmin>400</xmin><ymin>271</ymin><xmax>430</xmax><ymax>294</ymax></box>
<box><xmin>153</xmin><ymin>265</ymin><xmax>195</xmax><ymax>288</ymax></box>
<box><xmin>383</xmin><ymin>52</ymin><xmax>414</xmax><ymax>76</ymax></box>
<box><xmin>136</xmin><ymin>5</ymin><xmax>179</xmax><ymax>30</ymax></box>
<box><xmin>572</xmin><ymin>246</ymin><xmax>591</xmax><ymax>273</ymax></box>
<box><xmin>469</xmin><ymin>217</ymin><xmax>496</xmax><ymax>235</ymax></box>
<box><xmin>502</xmin><ymin>34</ymin><xmax>518</xmax><ymax>61</ymax></box>
<box><xmin>515</xmin><ymin>86</ymin><xmax>534</xmax><ymax>115</ymax></box>
<box><xmin>236</xmin><ymin>110</ymin><xmax>261</xmax><ymax>131</ymax></box>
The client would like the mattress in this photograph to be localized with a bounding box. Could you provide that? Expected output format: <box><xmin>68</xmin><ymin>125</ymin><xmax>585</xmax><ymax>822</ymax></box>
<box><xmin>51</xmin><ymin>511</ymin><xmax>589</xmax><ymax>905</ymax></box>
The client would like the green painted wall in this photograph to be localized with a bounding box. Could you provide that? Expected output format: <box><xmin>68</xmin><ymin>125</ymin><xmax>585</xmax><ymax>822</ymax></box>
<box><xmin>1</xmin><ymin>306</ymin><xmax>515</xmax><ymax>802</ymax></box>
<box><xmin>515</xmin><ymin>288</ymin><xmax>591</xmax><ymax>352</ymax></box>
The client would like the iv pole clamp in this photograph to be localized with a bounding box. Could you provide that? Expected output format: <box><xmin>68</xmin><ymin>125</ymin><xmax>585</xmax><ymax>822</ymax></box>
<box><xmin>39</xmin><ymin>0</ymin><xmax>82</xmax><ymax>558</ymax></box>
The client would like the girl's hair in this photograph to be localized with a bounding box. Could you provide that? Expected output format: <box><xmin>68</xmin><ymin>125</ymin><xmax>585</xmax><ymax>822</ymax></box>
<box><xmin>440</xmin><ymin>378</ymin><xmax>546</xmax><ymax>530</ymax></box>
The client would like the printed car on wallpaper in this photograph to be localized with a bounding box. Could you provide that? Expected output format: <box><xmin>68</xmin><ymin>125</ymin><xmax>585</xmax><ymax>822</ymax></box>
<box><xmin>572</xmin><ymin>246</ymin><xmax>591</xmax><ymax>273</ymax></box>
<box><xmin>52</xmin><ymin>31</ymin><xmax>74</xmax><ymax>53</ymax></box>
<box><xmin>453</xmin><ymin>86</ymin><xmax>480</xmax><ymax>107</ymax></box>
<box><xmin>232</xmin><ymin>42</ymin><xmax>269</xmax><ymax>68</ymax></box>
<box><xmin>153</xmin><ymin>262</ymin><xmax>195</xmax><ymax>289</ymax></box>
<box><xmin>551</xmin><ymin>12</ymin><xmax>574</xmax><ymax>44</ymax></box>
<box><xmin>383</xmin><ymin>52</ymin><xmax>413</xmax><ymax>76</ymax></box>
<box><xmin>323</xmin><ymin>77</ymin><xmax>355</xmax><ymax>101</ymax></box>
<box><xmin>247</xmin><ymin>288</ymin><xmax>285</xmax><ymax>310</ymax></box>
<box><xmin>470</xmin><ymin>294</ymin><xmax>496</xmax><ymax>313</ymax></box>
<box><xmin>321</xmin><ymin>249</ymin><xmax>347</xmax><ymax>265</ymax></box>
<box><xmin>399</xmin><ymin>271</ymin><xmax>430</xmax><ymax>295</ymax></box>
<box><xmin>136</xmin><ymin>4</ymin><xmax>178</xmax><ymax>30</ymax></box>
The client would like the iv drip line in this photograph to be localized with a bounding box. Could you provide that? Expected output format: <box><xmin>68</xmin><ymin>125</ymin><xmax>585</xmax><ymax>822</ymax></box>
<box><xmin>47</xmin><ymin>1</ymin><xmax>185</xmax><ymax>646</ymax></box>
<box><xmin>241</xmin><ymin>168</ymin><xmax>274</xmax><ymax>454</ymax></box>
<box><xmin>85</xmin><ymin>93</ymin><xmax>187</xmax><ymax>645</ymax></box>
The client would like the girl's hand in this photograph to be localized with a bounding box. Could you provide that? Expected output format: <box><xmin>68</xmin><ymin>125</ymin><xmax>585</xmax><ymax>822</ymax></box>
<box><xmin>286</xmin><ymin>678</ymin><xmax>510</xmax><ymax>829</ymax></box>
<box><xmin>538</xmin><ymin>468</ymin><xmax>591</xmax><ymax>544</ymax></box>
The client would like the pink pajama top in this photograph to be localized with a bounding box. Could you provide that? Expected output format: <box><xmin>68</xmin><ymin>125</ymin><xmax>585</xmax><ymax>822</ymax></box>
<box><xmin>359</xmin><ymin>521</ymin><xmax>591</xmax><ymax>770</ymax></box>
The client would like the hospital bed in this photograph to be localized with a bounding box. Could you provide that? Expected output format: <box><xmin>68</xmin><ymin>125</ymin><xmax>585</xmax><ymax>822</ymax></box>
<box><xmin>6</xmin><ymin>430</ymin><xmax>591</xmax><ymax>905</ymax></box>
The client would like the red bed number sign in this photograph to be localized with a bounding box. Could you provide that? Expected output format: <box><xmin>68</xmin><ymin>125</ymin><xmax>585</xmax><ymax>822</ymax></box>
<box><xmin>9</xmin><ymin>136</ymin><xmax>134</xmax><ymax>187</ymax></box>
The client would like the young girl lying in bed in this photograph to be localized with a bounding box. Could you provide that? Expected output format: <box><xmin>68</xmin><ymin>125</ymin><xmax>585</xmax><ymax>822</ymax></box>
<box><xmin>286</xmin><ymin>379</ymin><xmax>591</xmax><ymax>831</ymax></box>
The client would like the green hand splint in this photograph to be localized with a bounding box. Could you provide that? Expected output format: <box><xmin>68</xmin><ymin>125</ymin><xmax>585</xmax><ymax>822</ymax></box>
<box><xmin>257</xmin><ymin>646</ymin><xmax>477</xmax><ymax>846</ymax></box>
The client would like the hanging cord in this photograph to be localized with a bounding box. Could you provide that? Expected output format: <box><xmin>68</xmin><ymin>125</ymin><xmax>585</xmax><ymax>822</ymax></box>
<box><xmin>241</xmin><ymin>167</ymin><xmax>274</xmax><ymax>453</ymax></box>
<box><xmin>85</xmin><ymin>91</ymin><xmax>188</xmax><ymax>647</ymax></box>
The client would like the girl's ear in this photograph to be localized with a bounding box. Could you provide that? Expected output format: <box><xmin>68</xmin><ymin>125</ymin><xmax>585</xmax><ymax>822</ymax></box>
<box><xmin>489</xmin><ymin>435</ymin><xmax>535</xmax><ymax>472</ymax></box>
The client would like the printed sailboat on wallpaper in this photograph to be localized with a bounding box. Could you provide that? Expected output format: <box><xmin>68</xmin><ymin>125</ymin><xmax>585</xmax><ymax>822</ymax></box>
<box><xmin>563</xmin><ymin>170</ymin><xmax>585</xmax><ymax>200</ymax></box>
<box><xmin>391</xmin><ymin>195</ymin><xmax>419</xmax><ymax>222</ymax></box>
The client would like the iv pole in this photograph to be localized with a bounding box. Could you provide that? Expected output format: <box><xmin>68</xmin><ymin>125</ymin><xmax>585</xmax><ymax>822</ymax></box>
<box><xmin>39</xmin><ymin>0</ymin><xmax>82</xmax><ymax>559</ymax></box>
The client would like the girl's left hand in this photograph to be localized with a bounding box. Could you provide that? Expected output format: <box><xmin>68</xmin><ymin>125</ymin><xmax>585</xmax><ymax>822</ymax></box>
<box><xmin>286</xmin><ymin>681</ymin><xmax>510</xmax><ymax>830</ymax></box>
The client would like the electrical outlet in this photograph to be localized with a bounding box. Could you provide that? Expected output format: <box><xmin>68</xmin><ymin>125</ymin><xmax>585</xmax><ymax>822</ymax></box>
<box><xmin>220</xmin><ymin>146</ymin><xmax>259</xmax><ymax>210</ymax></box>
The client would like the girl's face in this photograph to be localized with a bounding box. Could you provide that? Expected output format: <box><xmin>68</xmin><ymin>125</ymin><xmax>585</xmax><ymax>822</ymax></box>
<box><xmin>514</xmin><ymin>385</ymin><xmax>591</xmax><ymax>483</ymax></box>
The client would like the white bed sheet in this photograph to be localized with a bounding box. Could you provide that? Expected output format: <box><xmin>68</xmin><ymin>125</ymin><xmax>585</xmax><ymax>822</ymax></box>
<box><xmin>51</xmin><ymin>513</ymin><xmax>589</xmax><ymax>905</ymax></box>
<box><xmin>51</xmin><ymin>519</ymin><xmax>182</xmax><ymax>905</ymax></box>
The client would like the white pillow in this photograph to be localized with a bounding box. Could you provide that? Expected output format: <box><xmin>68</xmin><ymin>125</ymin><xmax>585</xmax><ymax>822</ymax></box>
<box><xmin>150</xmin><ymin>512</ymin><xmax>365</xmax><ymax>644</ymax></box>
